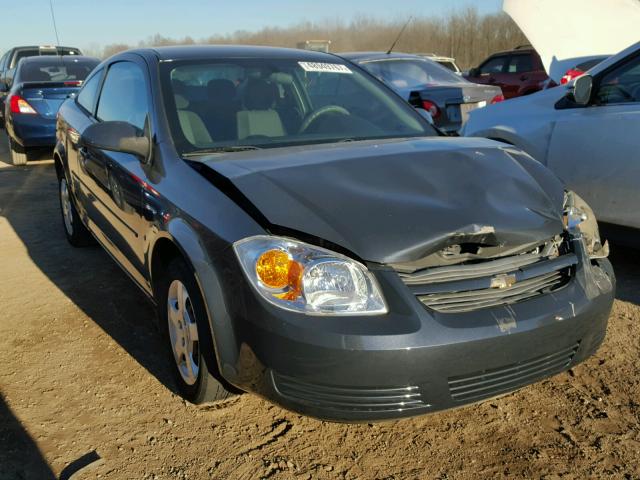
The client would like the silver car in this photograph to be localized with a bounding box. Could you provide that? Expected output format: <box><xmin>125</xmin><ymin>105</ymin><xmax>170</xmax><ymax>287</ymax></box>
<box><xmin>463</xmin><ymin>41</ymin><xmax>640</xmax><ymax>239</ymax></box>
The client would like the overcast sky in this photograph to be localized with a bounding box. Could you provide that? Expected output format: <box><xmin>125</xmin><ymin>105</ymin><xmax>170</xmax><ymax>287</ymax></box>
<box><xmin>1</xmin><ymin>0</ymin><xmax>503</xmax><ymax>51</ymax></box>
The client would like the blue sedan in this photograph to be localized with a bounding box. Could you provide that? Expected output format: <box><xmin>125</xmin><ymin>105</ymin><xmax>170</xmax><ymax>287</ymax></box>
<box><xmin>2</xmin><ymin>55</ymin><xmax>99</xmax><ymax>165</ymax></box>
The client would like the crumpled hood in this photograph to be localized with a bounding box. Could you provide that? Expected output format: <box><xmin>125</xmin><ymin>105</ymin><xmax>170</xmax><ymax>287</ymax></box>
<box><xmin>203</xmin><ymin>137</ymin><xmax>565</xmax><ymax>264</ymax></box>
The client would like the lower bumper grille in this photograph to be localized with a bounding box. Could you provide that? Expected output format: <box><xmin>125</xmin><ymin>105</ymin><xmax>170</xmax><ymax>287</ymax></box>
<box><xmin>400</xmin><ymin>247</ymin><xmax>576</xmax><ymax>313</ymax></box>
<box><xmin>418</xmin><ymin>270</ymin><xmax>565</xmax><ymax>313</ymax></box>
<box><xmin>448</xmin><ymin>343</ymin><xmax>579</xmax><ymax>403</ymax></box>
<box><xmin>272</xmin><ymin>372</ymin><xmax>429</xmax><ymax>414</ymax></box>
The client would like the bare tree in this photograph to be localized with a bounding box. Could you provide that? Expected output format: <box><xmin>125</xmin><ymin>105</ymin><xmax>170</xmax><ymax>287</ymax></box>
<box><xmin>99</xmin><ymin>8</ymin><xmax>528</xmax><ymax>68</ymax></box>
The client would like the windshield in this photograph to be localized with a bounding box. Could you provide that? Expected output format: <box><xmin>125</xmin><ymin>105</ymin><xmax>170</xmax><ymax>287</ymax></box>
<box><xmin>360</xmin><ymin>58</ymin><xmax>464</xmax><ymax>90</ymax></box>
<box><xmin>19</xmin><ymin>58</ymin><xmax>99</xmax><ymax>83</ymax></box>
<box><xmin>161</xmin><ymin>57</ymin><xmax>435</xmax><ymax>155</ymax></box>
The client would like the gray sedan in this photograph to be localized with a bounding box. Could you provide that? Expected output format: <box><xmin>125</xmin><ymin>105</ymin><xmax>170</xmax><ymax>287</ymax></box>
<box><xmin>54</xmin><ymin>45</ymin><xmax>613</xmax><ymax>422</ymax></box>
<box><xmin>341</xmin><ymin>52</ymin><xmax>504</xmax><ymax>133</ymax></box>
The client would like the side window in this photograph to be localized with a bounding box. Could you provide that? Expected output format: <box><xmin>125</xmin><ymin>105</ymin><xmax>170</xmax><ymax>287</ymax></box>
<box><xmin>479</xmin><ymin>56</ymin><xmax>506</xmax><ymax>75</ymax></box>
<box><xmin>76</xmin><ymin>68</ymin><xmax>103</xmax><ymax>114</ymax></box>
<box><xmin>97</xmin><ymin>62</ymin><xmax>149</xmax><ymax>130</ymax></box>
<box><xmin>507</xmin><ymin>54</ymin><xmax>533</xmax><ymax>74</ymax></box>
<box><xmin>0</xmin><ymin>52</ymin><xmax>8</xmax><ymax>72</ymax></box>
<box><xmin>597</xmin><ymin>55</ymin><xmax>640</xmax><ymax>105</ymax></box>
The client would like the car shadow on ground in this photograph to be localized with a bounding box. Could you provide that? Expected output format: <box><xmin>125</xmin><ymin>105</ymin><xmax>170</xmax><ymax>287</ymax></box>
<box><xmin>0</xmin><ymin>151</ymin><xmax>179</xmax><ymax>398</ymax></box>
<box><xmin>608</xmin><ymin>244</ymin><xmax>640</xmax><ymax>305</ymax></box>
<box><xmin>0</xmin><ymin>393</ymin><xmax>55</xmax><ymax>480</ymax></box>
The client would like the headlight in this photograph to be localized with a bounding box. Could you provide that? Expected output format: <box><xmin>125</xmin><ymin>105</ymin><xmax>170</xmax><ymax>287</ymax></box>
<box><xmin>563</xmin><ymin>191</ymin><xmax>609</xmax><ymax>259</ymax></box>
<box><xmin>233</xmin><ymin>235</ymin><xmax>388</xmax><ymax>315</ymax></box>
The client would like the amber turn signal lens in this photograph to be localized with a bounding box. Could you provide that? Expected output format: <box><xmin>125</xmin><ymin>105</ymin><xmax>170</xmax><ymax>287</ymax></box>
<box><xmin>255</xmin><ymin>249</ymin><xmax>304</xmax><ymax>300</ymax></box>
<box><xmin>256</xmin><ymin>249</ymin><xmax>291</xmax><ymax>288</ymax></box>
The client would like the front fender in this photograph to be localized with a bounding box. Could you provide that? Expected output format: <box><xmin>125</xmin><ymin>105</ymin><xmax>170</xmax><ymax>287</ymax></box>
<box><xmin>151</xmin><ymin>219</ymin><xmax>241</xmax><ymax>386</ymax></box>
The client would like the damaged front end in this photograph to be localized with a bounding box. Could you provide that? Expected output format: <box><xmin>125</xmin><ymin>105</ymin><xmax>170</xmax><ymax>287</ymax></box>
<box><xmin>391</xmin><ymin>190</ymin><xmax>612</xmax><ymax>315</ymax></box>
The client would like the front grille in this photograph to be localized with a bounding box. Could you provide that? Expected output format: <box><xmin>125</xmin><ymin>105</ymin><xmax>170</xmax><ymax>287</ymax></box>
<box><xmin>272</xmin><ymin>372</ymin><xmax>429</xmax><ymax>414</ymax></box>
<box><xmin>399</xmin><ymin>241</ymin><xmax>576</xmax><ymax>313</ymax></box>
<box><xmin>448</xmin><ymin>343</ymin><xmax>579</xmax><ymax>403</ymax></box>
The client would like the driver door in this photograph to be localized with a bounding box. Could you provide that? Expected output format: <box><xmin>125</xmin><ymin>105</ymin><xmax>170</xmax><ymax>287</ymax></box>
<box><xmin>79</xmin><ymin>59</ymin><xmax>152</xmax><ymax>286</ymax></box>
<box><xmin>547</xmin><ymin>53</ymin><xmax>640</xmax><ymax>229</ymax></box>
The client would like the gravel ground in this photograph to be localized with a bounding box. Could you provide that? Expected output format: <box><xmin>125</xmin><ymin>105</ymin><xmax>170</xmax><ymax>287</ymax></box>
<box><xmin>0</xmin><ymin>131</ymin><xmax>639</xmax><ymax>480</ymax></box>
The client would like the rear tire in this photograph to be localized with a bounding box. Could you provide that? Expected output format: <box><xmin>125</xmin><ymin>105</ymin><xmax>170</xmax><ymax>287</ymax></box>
<box><xmin>58</xmin><ymin>174</ymin><xmax>94</xmax><ymax>247</ymax></box>
<box><xmin>157</xmin><ymin>257</ymin><xmax>236</xmax><ymax>404</ymax></box>
<box><xmin>8</xmin><ymin>137</ymin><xmax>27</xmax><ymax>166</ymax></box>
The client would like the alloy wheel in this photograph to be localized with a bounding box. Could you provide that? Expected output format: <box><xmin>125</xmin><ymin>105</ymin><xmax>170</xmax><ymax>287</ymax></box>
<box><xmin>60</xmin><ymin>178</ymin><xmax>74</xmax><ymax>235</ymax></box>
<box><xmin>167</xmin><ymin>279</ymin><xmax>200</xmax><ymax>385</ymax></box>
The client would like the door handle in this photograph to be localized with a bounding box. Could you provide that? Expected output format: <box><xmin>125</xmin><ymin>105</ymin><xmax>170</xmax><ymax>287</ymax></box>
<box><xmin>142</xmin><ymin>204</ymin><xmax>156</xmax><ymax>221</ymax></box>
<box><xmin>78</xmin><ymin>146</ymin><xmax>89</xmax><ymax>165</ymax></box>
<box><xmin>520</xmin><ymin>75</ymin><xmax>529</xmax><ymax>81</ymax></box>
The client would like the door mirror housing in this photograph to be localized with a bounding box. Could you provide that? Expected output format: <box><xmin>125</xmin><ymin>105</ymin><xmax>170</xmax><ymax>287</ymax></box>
<box><xmin>0</xmin><ymin>80</ymin><xmax>8</xmax><ymax>93</ymax></box>
<box><xmin>572</xmin><ymin>74</ymin><xmax>593</xmax><ymax>106</ymax></box>
<box><xmin>415</xmin><ymin>107</ymin><xmax>434</xmax><ymax>125</ymax></box>
<box><xmin>81</xmin><ymin>121</ymin><xmax>150</xmax><ymax>161</ymax></box>
<box><xmin>468</xmin><ymin>67</ymin><xmax>479</xmax><ymax>77</ymax></box>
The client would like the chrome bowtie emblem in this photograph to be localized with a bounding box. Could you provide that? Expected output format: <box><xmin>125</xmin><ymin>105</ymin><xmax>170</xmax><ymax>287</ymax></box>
<box><xmin>490</xmin><ymin>273</ymin><xmax>517</xmax><ymax>289</ymax></box>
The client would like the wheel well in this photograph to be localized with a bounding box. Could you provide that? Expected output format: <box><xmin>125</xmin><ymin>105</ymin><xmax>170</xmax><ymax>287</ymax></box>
<box><xmin>53</xmin><ymin>153</ymin><xmax>64</xmax><ymax>179</ymax></box>
<box><xmin>150</xmin><ymin>238</ymin><xmax>185</xmax><ymax>299</ymax></box>
<box><xmin>488</xmin><ymin>137</ymin><xmax>514</xmax><ymax>146</ymax></box>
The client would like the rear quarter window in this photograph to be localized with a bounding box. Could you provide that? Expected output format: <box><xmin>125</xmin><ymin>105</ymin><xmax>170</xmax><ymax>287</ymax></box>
<box><xmin>77</xmin><ymin>68</ymin><xmax>103</xmax><ymax>114</ymax></box>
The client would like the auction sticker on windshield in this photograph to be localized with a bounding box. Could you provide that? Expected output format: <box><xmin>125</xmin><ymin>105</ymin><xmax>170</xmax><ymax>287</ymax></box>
<box><xmin>298</xmin><ymin>62</ymin><xmax>353</xmax><ymax>74</ymax></box>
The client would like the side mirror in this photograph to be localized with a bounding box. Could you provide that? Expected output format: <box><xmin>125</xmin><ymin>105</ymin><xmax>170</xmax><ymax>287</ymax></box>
<box><xmin>467</xmin><ymin>67</ymin><xmax>479</xmax><ymax>77</ymax></box>
<box><xmin>415</xmin><ymin>107</ymin><xmax>434</xmax><ymax>125</ymax></box>
<box><xmin>573</xmin><ymin>74</ymin><xmax>593</xmax><ymax>106</ymax></box>
<box><xmin>81</xmin><ymin>121</ymin><xmax>150</xmax><ymax>161</ymax></box>
<box><xmin>0</xmin><ymin>81</ymin><xmax>8</xmax><ymax>93</ymax></box>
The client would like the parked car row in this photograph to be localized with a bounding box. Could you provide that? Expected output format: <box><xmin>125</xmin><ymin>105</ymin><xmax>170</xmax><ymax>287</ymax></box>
<box><xmin>341</xmin><ymin>52</ymin><xmax>503</xmax><ymax>134</ymax></box>
<box><xmin>1</xmin><ymin>42</ymin><xmax>602</xmax><ymax>168</ymax></box>
<box><xmin>0</xmin><ymin>45</ymin><xmax>82</xmax><ymax>125</ymax></box>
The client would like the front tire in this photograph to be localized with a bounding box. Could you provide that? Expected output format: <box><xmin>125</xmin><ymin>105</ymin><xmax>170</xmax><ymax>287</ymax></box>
<box><xmin>8</xmin><ymin>137</ymin><xmax>27</xmax><ymax>166</ymax></box>
<box><xmin>157</xmin><ymin>258</ymin><xmax>235</xmax><ymax>404</ymax></box>
<box><xmin>58</xmin><ymin>174</ymin><xmax>93</xmax><ymax>247</ymax></box>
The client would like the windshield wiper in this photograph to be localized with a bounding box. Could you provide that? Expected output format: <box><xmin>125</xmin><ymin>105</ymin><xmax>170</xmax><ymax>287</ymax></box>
<box><xmin>182</xmin><ymin>146</ymin><xmax>262</xmax><ymax>157</ymax></box>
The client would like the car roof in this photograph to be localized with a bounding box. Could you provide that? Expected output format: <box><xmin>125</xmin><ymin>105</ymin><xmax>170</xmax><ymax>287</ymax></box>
<box><xmin>134</xmin><ymin>45</ymin><xmax>343</xmax><ymax>62</ymax></box>
<box><xmin>18</xmin><ymin>55</ymin><xmax>99</xmax><ymax>64</ymax></box>
<box><xmin>488</xmin><ymin>47</ymin><xmax>537</xmax><ymax>57</ymax></box>
<box><xmin>418</xmin><ymin>54</ymin><xmax>456</xmax><ymax>62</ymax></box>
<box><xmin>10</xmin><ymin>45</ymin><xmax>80</xmax><ymax>51</ymax></box>
<box><xmin>339</xmin><ymin>52</ymin><xmax>435</xmax><ymax>63</ymax></box>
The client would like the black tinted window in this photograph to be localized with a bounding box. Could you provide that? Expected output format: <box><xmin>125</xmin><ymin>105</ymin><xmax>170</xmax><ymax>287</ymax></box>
<box><xmin>479</xmin><ymin>56</ymin><xmax>507</xmax><ymax>74</ymax></box>
<box><xmin>576</xmin><ymin>58</ymin><xmax>605</xmax><ymax>72</ymax></box>
<box><xmin>507</xmin><ymin>54</ymin><xmax>533</xmax><ymax>73</ymax></box>
<box><xmin>97</xmin><ymin>62</ymin><xmax>148</xmax><ymax>130</ymax></box>
<box><xmin>0</xmin><ymin>52</ymin><xmax>8</xmax><ymax>71</ymax></box>
<box><xmin>77</xmin><ymin>68</ymin><xmax>103</xmax><ymax>113</ymax></box>
<box><xmin>19</xmin><ymin>58</ymin><xmax>98</xmax><ymax>82</ymax></box>
<box><xmin>13</xmin><ymin>49</ymin><xmax>39</xmax><ymax>66</ymax></box>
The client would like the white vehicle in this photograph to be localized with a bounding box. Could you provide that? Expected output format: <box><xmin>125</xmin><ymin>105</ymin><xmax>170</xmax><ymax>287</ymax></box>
<box><xmin>463</xmin><ymin>41</ymin><xmax>640</xmax><ymax>236</ymax></box>
<box><xmin>417</xmin><ymin>54</ymin><xmax>461</xmax><ymax>74</ymax></box>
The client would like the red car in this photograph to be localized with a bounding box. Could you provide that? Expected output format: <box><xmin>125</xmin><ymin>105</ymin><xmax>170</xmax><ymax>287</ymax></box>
<box><xmin>464</xmin><ymin>45</ymin><xmax>549</xmax><ymax>99</ymax></box>
<box><xmin>560</xmin><ymin>56</ymin><xmax>609</xmax><ymax>84</ymax></box>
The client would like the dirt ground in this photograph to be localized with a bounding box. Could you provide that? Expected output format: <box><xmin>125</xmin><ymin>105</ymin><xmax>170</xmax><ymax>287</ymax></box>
<box><xmin>0</xmin><ymin>131</ymin><xmax>639</xmax><ymax>480</ymax></box>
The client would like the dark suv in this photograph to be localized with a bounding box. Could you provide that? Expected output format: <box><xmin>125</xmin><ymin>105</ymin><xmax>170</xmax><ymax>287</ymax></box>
<box><xmin>0</xmin><ymin>45</ymin><xmax>82</xmax><ymax>126</ymax></box>
<box><xmin>464</xmin><ymin>46</ymin><xmax>550</xmax><ymax>99</ymax></box>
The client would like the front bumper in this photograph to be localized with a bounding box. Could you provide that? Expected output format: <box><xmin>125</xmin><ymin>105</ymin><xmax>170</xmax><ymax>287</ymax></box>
<box><xmin>218</xmin><ymin>241</ymin><xmax>615</xmax><ymax>422</ymax></box>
